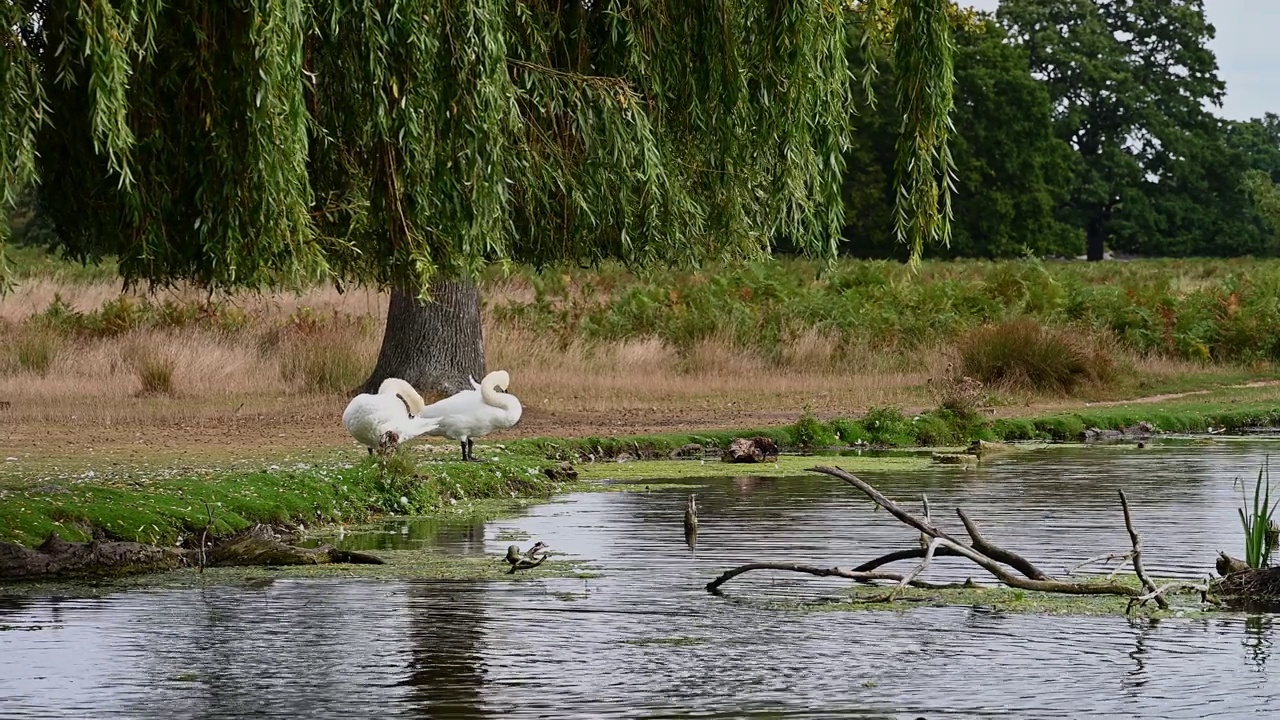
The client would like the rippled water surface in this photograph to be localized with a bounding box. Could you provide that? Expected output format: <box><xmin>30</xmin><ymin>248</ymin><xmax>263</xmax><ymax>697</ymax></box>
<box><xmin>5</xmin><ymin>440</ymin><xmax>1280</xmax><ymax>718</ymax></box>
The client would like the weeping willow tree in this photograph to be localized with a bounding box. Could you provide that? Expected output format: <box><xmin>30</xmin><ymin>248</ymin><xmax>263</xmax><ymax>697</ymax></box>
<box><xmin>1</xmin><ymin>0</ymin><xmax>955</xmax><ymax>395</ymax></box>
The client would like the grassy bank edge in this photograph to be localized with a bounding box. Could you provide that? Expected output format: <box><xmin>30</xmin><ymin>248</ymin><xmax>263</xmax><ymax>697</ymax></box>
<box><xmin>4</xmin><ymin>392</ymin><xmax>1279</xmax><ymax>556</ymax></box>
<box><xmin>507</xmin><ymin>395</ymin><xmax>1280</xmax><ymax>462</ymax></box>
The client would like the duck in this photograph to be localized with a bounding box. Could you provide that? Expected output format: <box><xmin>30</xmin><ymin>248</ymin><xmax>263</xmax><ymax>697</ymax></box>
<box><xmin>341</xmin><ymin>377</ymin><xmax>440</xmax><ymax>454</ymax></box>
<box><xmin>418</xmin><ymin>370</ymin><xmax>523</xmax><ymax>461</ymax></box>
<box><xmin>504</xmin><ymin>541</ymin><xmax>548</xmax><ymax>574</ymax></box>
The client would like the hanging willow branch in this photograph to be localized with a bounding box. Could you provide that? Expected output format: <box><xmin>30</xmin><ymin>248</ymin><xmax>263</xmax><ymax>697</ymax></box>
<box><xmin>5</xmin><ymin>0</ymin><xmax>955</xmax><ymax>292</ymax></box>
<box><xmin>891</xmin><ymin>0</ymin><xmax>956</xmax><ymax>265</ymax></box>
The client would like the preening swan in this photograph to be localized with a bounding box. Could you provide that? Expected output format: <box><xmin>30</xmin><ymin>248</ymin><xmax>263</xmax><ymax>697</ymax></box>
<box><xmin>342</xmin><ymin>378</ymin><xmax>439</xmax><ymax>454</ymax></box>
<box><xmin>377</xmin><ymin>377</ymin><xmax>427</xmax><ymax>415</ymax></box>
<box><xmin>419</xmin><ymin>370</ymin><xmax>523</xmax><ymax>461</ymax></box>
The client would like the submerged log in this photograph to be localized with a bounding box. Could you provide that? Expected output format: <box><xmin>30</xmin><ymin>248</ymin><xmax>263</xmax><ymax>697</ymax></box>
<box><xmin>722</xmin><ymin>436</ymin><xmax>780</xmax><ymax>463</ymax></box>
<box><xmin>0</xmin><ymin>533</ymin><xmax>186</xmax><ymax>579</ymax></box>
<box><xmin>207</xmin><ymin>525</ymin><xmax>384</xmax><ymax>567</ymax></box>
<box><xmin>0</xmin><ymin>524</ymin><xmax>383</xmax><ymax>580</ymax></box>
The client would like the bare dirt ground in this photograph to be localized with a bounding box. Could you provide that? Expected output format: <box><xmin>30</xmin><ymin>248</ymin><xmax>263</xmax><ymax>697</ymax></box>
<box><xmin>5</xmin><ymin>379</ymin><xmax>1279</xmax><ymax>473</ymax></box>
<box><xmin>0</xmin><ymin>392</ymin><xmax>867</xmax><ymax>468</ymax></box>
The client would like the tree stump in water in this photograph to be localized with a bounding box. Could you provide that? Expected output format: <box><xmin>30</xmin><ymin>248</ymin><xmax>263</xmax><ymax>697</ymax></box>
<box><xmin>722</xmin><ymin>436</ymin><xmax>779</xmax><ymax>463</ymax></box>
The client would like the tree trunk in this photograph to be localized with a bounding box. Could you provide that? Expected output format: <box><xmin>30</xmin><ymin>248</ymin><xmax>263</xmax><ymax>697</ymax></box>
<box><xmin>360</xmin><ymin>278</ymin><xmax>485</xmax><ymax>397</ymax></box>
<box><xmin>1086</xmin><ymin>215</ymin><xmax>1106</xmax><ymax>262</ymax></box>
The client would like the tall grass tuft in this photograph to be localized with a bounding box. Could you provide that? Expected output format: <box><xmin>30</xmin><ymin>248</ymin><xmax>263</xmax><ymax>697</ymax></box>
<box><xmin>1237</xmin><ymin>458</ymin><xmax>1280</xmax><ymax>569</ymax></box>
<box><xmin>274</xmin><ymin>308</ymin><xmax>373</xmax><ymax>394</ymax></box>
<box><xmin>128</xmin><ymin>347</ymin><xmax>177</xmax><ymax>396</ymax></box>
<box><xmin>11</xmin><ymin>327</ymin><xmax>62</xmax><ymax>375</ymax></box>
<box><xmin>956</xmin><ymin>318</ymin><xmax>1114</xmax><ymax>395</ymax></box>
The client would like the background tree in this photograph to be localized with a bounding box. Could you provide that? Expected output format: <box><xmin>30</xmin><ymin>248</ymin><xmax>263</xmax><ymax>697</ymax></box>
<box><xmin>1</xmin><ymin>0</ymin><xmax>957</xmax><ymax>396</ymax></box>
<box><xmin>841</xmin><ymin>11</ymin><xmax>1079</xmax><ymax>259</ymax></box>
<box><xmin>996</xmin><ymin>0</ymin><xmax>1224</xmax><ymax>261</ymax></box>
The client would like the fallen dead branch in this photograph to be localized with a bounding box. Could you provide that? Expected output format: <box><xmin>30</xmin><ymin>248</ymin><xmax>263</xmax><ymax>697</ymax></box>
<box><xmin>705</xmin><ymin>562</ymin><xmax>973</xmax><ymax>593</ymax></box>
<box><xmin>706</xmin><ymin>465</ymin><xmax>1206</xmax><ymax>612</ymax></box>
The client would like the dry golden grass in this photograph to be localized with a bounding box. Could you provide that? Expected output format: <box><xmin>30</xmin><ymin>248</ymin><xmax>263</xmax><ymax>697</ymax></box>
<box><xmin>1</xmin><ymin>275</ymin><xmax>1274</xmax><ymax>467</ymax></box>
<box><xmin>487</xmin><ymin>324</ymin><xmax>933</xmax><ymax>419</ymax></box>
<box><xmin>0</xmin><ymin>276</ymin><xmax>939</xmax><ymax>466</ymax></box>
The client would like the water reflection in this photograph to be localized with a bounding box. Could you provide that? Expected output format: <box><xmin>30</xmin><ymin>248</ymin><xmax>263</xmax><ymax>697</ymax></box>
<box><xmin>3</xmin><ymin>440</ymin><xmax>1280</xmax><ymax>718</ymax></box>
<box><xmin>401</xmin><ymin>585</ymin><xmax>489</xmax><ymax>719</ymax></box>
<box><xmin>1243</xmin><ymin>614</ymin><xmax>1273</xmax><ymax>671</ymax></box>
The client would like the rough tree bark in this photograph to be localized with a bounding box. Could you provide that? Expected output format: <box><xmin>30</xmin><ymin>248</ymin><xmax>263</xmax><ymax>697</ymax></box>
<box><xmin>360</xmin><ymin>279</ymin><xmax>485</xmax><ymax>397</ymax></box>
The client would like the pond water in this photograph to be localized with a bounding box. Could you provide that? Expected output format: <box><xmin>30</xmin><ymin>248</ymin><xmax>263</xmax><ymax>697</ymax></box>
<box><xmin>4</xmin><ymin>440</ymin><xmax>1280</xmax><ymax>718</ymax></box>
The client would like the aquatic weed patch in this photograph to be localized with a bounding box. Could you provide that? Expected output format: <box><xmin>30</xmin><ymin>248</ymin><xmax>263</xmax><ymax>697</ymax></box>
<box><xmin>764</xmin><ymin>581</ymin><xmax>1209</xmax><ymax>618</ymax></box>
<box><xmin>0</xmin><ymin>554</ymin><xmax>599</xmax><ymax>596</ymax></box>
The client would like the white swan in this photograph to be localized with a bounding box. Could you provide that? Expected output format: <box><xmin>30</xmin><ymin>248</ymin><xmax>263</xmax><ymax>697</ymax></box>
<box><xmin>341</xmin><ymin>378</ymin><xmax>439</xmax><ymax>454</ymax></box>
<box><xmin>419</xmin><ymin>370</ymin><xmax>523</xmax><ymax>461</ymax></box>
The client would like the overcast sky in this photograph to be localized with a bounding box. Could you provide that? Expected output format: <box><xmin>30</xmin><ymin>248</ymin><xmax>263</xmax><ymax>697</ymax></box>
<box><xmin>961</xmin><ymin>0</ymin><xmax>1279</xmax><ymax>121</ymax></box>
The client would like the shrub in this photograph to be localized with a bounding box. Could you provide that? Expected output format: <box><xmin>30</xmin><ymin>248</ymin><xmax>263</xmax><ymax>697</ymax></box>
<box><xmin>790</xmin><ymin>406</ymin><xmax>838</xmax><ymax>450</ymax></box>
<box><xmin>928</xmin><ymin>362</ymin><xmax>989</xmax><ymax>419</ymax></box>
<box><xmin>861</xmin><ymin>406</ymin><xmax>914</xmax><ymax>445</ymax></box>
<box><xmin>828</xmin><ymin>418</ymin><xmax>868</xmax><ymax>445</ymax></box>
<box><xmin>956</xmin><ymin>318</ymin><xmax>1114</xmax><ymax>395</ymax></box>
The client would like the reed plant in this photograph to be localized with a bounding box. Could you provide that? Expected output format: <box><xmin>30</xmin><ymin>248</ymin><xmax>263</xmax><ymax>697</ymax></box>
<box><xmin>1237</xmin><ymin>458</ymin><xmax>1280</xmax><ymax>569</ymax></box>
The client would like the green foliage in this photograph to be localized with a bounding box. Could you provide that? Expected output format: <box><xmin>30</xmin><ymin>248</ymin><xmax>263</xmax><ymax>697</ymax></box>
<box><xmin>5</xmin><ymin>1</ymin><xmax>957</xmax><ymax>293</ymax></box>
<box><xmin>997</xmin><ymin>0</ymin><xmax>1226</xmax><ymax>259</ymax></box>
<box><xmin>0</xmin><ymin>2</ymin><xmax>45</xmax><ymax>289</ymax></box>
<box><xmin>493</xmin><ymin>257</ymin><xmax>1280</xmax><ymax>364</ymax></box>
<box><xmin>860</xmin><ymin>406</ymin><xmax>915</xmax><ymax>445</ymax></box>
<box><xmin>31</xmin><ymin>294</ymin><xmax>250</xmax><ymax>337</ymax></box>
<box><xmin>790</xmin><ymin>407</ymin><xmax>838</xmax><ymax>450</ymax></box>
<box><xmin>956</xmin><ymin>318</ymin><xmax>1113</xmax><ymax>394</ymax></box>
<box><xmin>890</xmin><ymin>0</ymin><xmax>956</xmax><ymax>261</ymax></box>
<box><xmin>1237</xmin><ymin>460</ymin><xmax>1280</xmax><ymax>569</ymax></box>
<box><xmin>842</xmin><ymin>14</ymin><xmax>1078</xmax><ymax>259</ymax></box>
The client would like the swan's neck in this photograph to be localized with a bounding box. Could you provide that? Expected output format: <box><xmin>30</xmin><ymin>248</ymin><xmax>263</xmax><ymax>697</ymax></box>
<box><xmin>401</xmin><ymin>388</ymin><xmax>425</xmax><ymax>415</ymax></box>
<box><xmin>480</xmin><ymin>385</ymin><xmax>519</xmax><ymax>415</ymax></box>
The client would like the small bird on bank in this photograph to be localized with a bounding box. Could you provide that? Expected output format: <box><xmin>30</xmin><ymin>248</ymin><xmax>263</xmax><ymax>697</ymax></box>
<box><xmin>341</xmin><ymin>378</ymin><xmax>440</xmax><ymax>454</ymax></box>
<box><xmin>505</xmin><ymin>541</ymin><xmax>548</xmax><ymax>574</ymax></box>
<box><xmin>418</xmin><ymin>370</ymin><xmax>523</xmax><ymax>461</ymax></box>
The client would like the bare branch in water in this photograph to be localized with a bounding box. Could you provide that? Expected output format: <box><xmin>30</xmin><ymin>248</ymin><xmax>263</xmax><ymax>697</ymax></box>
<box><xmin>705</xmin><ymin>466</ymin><xmax>1207</xmax><ymax>614</ymax></box>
